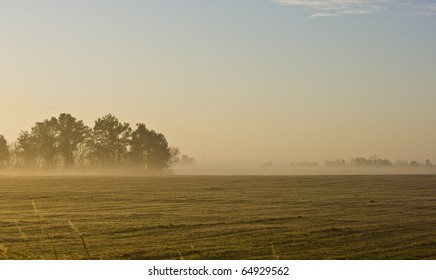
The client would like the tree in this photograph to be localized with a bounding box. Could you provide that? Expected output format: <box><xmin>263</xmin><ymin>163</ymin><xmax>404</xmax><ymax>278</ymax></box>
<box><xmin>16</xmin><ymin>131</ymin><xmax>38</xmax><ymax>168</ymax></box>
<box><xmin>168</xmin><ymin>146</ymin><xmax>181</xmax><ymax>168</ymax></box>
<box><xmin>129</xmin><ymin>123</ymin><xmax>179</xmax><ymax>172</ymax></box>
<box><xmin>129</xmin><ymin>123</ymin><xmax>149</xmax><ymax>168</ymax></box>
<box><xmin>325</xmin><ymin>159</ymin><xmax>346</xmax><ymax>166</ymax></box>
<box><xmin>31</xmin><ymin>117</ymin><xmax>59</xmax><ymax>168</ymax></box>
<box><xmin>350</xmin><ymin>156</ymin><xmax>392</xmax><ymax>167</ymax></box>
<box><xmin>57</xmin><ymin>113</ymin><xmax>90</xmax><ymax>168</ymax></box>
<box><xmin>0</xmin><ymin>134</ymin><xmax>9</xmax><ymax>167</ymax></box>
<box><xmin>146</xmin><ymin>131</ymin><xmax>179</xmax><ymax>171</ymax></box>
<box><xmin>5</xmin><ymin>113</ymin><xmax>181</xmax><ymax>172</ymax></box>
<box><xmin>179</xmin><ymin>155</ymin><xmax>196</xmax><ymax>166</ymax></box>
<box><xmin>74</xmin><ymin>143</ymin><xmax>92</xmax><ymax>168</ymax></box>
<box><xmin>89</xmin><ymin>114</ymin><xmax>131</xmax><ymax>166</ymax></box>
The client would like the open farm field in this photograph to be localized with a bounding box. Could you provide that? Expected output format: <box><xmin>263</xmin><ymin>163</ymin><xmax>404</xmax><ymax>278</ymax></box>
<box><xmin>0</xmin><ymin>175</ymin><xmax>435</xmax><ymax>259</ymax></box>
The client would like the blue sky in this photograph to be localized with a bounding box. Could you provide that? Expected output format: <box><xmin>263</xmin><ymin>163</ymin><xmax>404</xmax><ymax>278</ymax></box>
<box><xmin>1</xmin><ymin>0</ymin><xmax>435</xmax><ymax>166</ymax></box>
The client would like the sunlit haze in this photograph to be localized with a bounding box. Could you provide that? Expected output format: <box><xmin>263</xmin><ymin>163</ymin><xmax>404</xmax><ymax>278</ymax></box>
<box><xmin>1</xmin><ymin>0</ymin><xmax>436</xmax><ymax>169</ymax></box>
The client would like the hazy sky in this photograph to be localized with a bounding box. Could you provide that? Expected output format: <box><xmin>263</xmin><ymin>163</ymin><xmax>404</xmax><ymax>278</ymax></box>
<box><xmin>1</xmin><ymin>0</ymin><xmax>436</xmax><ymax>167</ymax></box>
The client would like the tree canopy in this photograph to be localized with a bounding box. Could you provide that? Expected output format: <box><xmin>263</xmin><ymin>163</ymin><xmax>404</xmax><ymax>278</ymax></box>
<box><xmin>89</xmin><ymin>114</ymin><xmax>131</xmax><ymax>167</ymax></box>
<box><xmin>129</xmin><ymin>123</ymin><xmax>180</xmax><ymax>171</ymax></box>
<box><xmin>57</xmin><ymin>113</ymin><xmax>91</xmax><ymax>168</ymax></box>
<box><xmin>1</xmin><ymin>113</ymin><xmax>180</xmax><ymax>173</ymax></box>
<box><xmin>0</xmin><ymin>134</ymin><xmax>9</xmax><ymax>168</ymax></box>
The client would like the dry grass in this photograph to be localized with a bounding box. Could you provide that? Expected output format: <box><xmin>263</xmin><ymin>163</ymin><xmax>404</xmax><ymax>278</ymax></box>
<box><xmin>0</xmin><ymin>175</ymin><xmax>435</xmax><ymax>259</ymax></box>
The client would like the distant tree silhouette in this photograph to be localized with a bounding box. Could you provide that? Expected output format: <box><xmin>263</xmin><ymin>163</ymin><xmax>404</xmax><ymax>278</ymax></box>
<box><xmin>395</xmin><ymin>160</ymin><xmax>406</xmax><ymax>167</ymax></box>
<box><xmin>168</xmin><ymin>147</ymin><xmax>181</xmax><ymax>168</ymax></box>
<box><xmin>129</xmin><ymin>123</ymin><xmax>149</xmax><ymax>168</ymax></box>
<box><xmin>325</xmin><ymin>159</ymin><xmax>346</xmax><ymax>166</ymax></box>
<box><xmin>179</xmin><ymin>155</ymin><xmax>196</xmax><ymax>166</ymax></box>
<box><xmin>142</xmin><ymin>129</ymin><xmax>171</xmax><ymax>171</ymax></box>
<box><xmin>89</xmin><ymin>114</ymin><xmax>131</xmax><ymax>166</ymax></box>
<box><xmin>57</xmin><ymin>113</ymin><xmax>90</xmax><ymax>168</ymax></box>
<box><xmin>129</xmin><ymin>123</ymin><xmax>179</xmax><ymax>172</ymax></box>
<box><xmin>16</xmin><ymin>131</ymin><xmax>38</xmax><ymax>167</ymax></box>
<box><xmin>260</xmin><ymin>161</ymin><xmax>274</xmax><ymax>168</ymax></box>
<box><xmin>396</xmin><ymin>159</ymin><xmax>428</xmax><ymax>167</ymax></box>
<box><xmin>290</xmin><ymin>161</ymin><xmax>319</xmax><ymax>167</ymax></box>
<box><xmin>31</xmin><ymin>117</ymin><xmax>59</xmax><ymax>168</ymax></box>
<box><xmin>7</xmin><ymin>113</ymin><xmax>182</xmax><ymax>172</ymax></box>
<box><xmin>350</xmin><ymin>156</ymin><xmax>392</xmax><ymax>167</ymax></box>
<box><xmin>73</xmin><ymin>142</ymin><xmax>92</xmax><ymax>168</ymax></box>
<box><xmin>0</xmin><ymin>134</ymin><xmax>9</xmax><ymax>167</ymax></box>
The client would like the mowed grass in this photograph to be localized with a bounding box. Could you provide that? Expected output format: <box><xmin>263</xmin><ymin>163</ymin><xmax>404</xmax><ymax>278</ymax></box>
<box><xmin>0</xmin><ymin>175</ymin><xmax>435</xmax><ymax>259</ymax></box>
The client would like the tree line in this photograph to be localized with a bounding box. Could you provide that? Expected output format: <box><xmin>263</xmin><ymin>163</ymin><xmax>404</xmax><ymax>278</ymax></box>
<box><xmin>285</xmin><ymin>156</ymin><xmax>433</xmax><ymax>168</ymax></box>
<box><xmin>325</xmin><ymin>155</ymin><xmax>432</xmax><ymax>167</ymax></box>
<box><xmin>0</xmin><ymin>113</ymin><xmax>180</xmax><ymax>172</ymax></box>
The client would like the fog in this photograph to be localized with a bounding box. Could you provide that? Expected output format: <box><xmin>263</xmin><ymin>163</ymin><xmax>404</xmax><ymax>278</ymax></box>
<box><xmin>171</xmin><ymin>160</ymin><xmax>436</xmax><ymax>176</ymax></box>
<box><xmin>1</xmin><ymin>113</ymin><xmax>435</xmax><ymax>176</ymax></box>
<box><xmin>1</xmin><ymin>1</ymin><xmax>436</xmax><ymax>177</ymax></box>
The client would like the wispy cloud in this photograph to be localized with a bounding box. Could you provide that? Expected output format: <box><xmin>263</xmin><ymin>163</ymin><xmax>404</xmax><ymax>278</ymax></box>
<box><xmin>271</xmin><ymin>0</ymin><xmax>436</xmax><ymax>17</ymax></box>
<box><xmin>414</xmin><ymin>3</ymin><xmax>436</xmax><ymax>16</ymax></box>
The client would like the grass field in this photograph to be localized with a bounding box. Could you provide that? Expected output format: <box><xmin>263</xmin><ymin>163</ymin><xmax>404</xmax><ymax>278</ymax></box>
<box><xmin>0</xmin><ymin>175</ymin><xmax>435</xmax><ymax>259</ymax></box>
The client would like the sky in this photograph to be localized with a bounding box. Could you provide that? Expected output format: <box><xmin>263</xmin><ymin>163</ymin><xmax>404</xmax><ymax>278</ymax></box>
<box><xmin>1</xmin><ymin>0</ymin><xmax>436</xmax><ymax>168</ymax></box>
